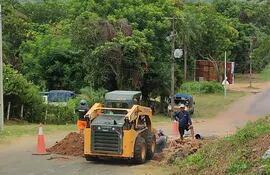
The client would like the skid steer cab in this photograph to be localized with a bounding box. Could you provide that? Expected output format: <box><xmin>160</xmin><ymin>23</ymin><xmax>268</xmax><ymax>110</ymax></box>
<box><xmin>84</xmin><ymin>91</ymin><xmax>156</xmax><ymax>163</ymax></box>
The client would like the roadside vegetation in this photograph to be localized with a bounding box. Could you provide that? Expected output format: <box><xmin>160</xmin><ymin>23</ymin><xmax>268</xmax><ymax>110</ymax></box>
<box><xmin>172</xmin><ymin>116</ymin><xmax>270</xmax><ymax>175</ymax></box>
<box><xmin>177</xmin><ymin>81</ymin><xmax>246</xmax><ymax>118</ymax></box>
<box><xmin>259</xmin><ymin>65</ymin><xmax>270</xmax><ymax>82</ymax></box>
<box><xmin>235</xmin><ymin>64</ymin><xmax>270</xmax><ymax>84</ymax></box>
<box><xmin>192</xmin><ymin>91</ymin><xmax>245</xmax><ymax>118</ymax></box>
<box><xmin>2</xmin><ymin>0</ymin><xmax>270</xmax><ymax>124</ymax></box>
<box><xmin>179</xmin><ymin>81</ymin><xmax>223</xmax><ymax>94</ymax></box>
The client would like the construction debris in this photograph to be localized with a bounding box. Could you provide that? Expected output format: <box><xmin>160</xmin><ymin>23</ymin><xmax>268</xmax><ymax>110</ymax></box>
<box><xmin>47</xmin><ymin>132</ymin><xmax>204</xmax><ymax>163</ymax></box>
<box><xmin>153</xmin><ymin>137</ymin><xmax>204</xmax><ymax>164</ymax></box>
<box><xmin>46</xmin><ymin>132</ymin><xmax>84</xmax><ymax>157</ymax></box>
<box><xmin>262</xmin><ymin>148</ymin><xmax>270</xmax><ymax>160</ymax></box>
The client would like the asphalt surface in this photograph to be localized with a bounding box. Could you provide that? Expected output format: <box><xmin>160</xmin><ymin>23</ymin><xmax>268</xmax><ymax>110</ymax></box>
<box><xmin>192</xmin><ymin>88</ymin><xmax>270</xmax><ymax>137</ymax></box>
<box><xmin>248</xmin><ymin>88</ymin><xmax>270</xmax><ymax>116</ymax></box>
<box><xmin>1</xmin><ymin>88</ymin><xmax>270</xmax><ymax>175</ymax></box>
<box><xmin>160</xmin><ymin>88</ymin><xmax>270</xmax><ymax>137</ymax></box>
<box><xmin>0</xmin><ymin>133</ymin><xmax>161</xmax><ymax>175</ymax></box>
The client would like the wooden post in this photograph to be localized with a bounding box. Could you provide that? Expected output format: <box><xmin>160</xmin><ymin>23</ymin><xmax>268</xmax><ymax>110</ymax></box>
<box><xmin>45</xmin><ymin>107</ymin><xmax>48</xmax><ymax>124</ymax></box>
<box><xmin>194</xmin><ymin>60</ymin><xmax>196</xmax><ymax>82</ymax></box>
<box><xmin>20</xmin><ymin>104</ymin><xmax>24</xmax><ymax>120</ymax></box>
<box><xmin>7</xmin><ymin>102</ymin><xmax>11</xmax><ymax>120</ymax></box>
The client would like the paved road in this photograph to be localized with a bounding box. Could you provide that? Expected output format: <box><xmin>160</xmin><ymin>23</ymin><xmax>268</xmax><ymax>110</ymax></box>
<box><xmin>161</xmin><ymin>88</ymin><xmax>270</xmax><ymax>137</ymax></box>
<box><xmin>0</xmin><ymin>133</ymin><xmax>162</xmax><ymax>175</ymax></box>
<box><xmin>248</xmin><ymin>88</ymin><xmax>270</xmax><ymax>116</ymax></box>
<box><xmin>1</xmin><ymin>88</ymin><xmax>270</xmax><ymax>175</ymax></box>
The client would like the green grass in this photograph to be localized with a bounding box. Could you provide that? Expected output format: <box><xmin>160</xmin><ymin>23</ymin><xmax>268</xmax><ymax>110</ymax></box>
<box><xmin>235</xmin><ymin>64</ymin><xmax>270</xmax><ymax>83</ymax></box>
<box><xmin>259</xmin><ymin>64</ymin><xmax>270</xmax><ymax>81</ymax></box>
<box><xmin>152</xmin><ymin>114</ymin><xmax>171</xmax><ymax>123</ymax></box>
<box><xmin>192</xmin><ymin>91</ymin><xmax>246</xmax><ymax>118</ymax></box>
<box><xmin>0</xmin><ymin>122</ymin><xmax>76</xmax><ymax>144</ymax></box>
<box><xmin>152</xmin><ymin>91</ymin><xmax>245</xmax><ymax>120</ymax></box>
<box><xmin>173</xmin><ymin>116</ymin><xmax>270</xmax><ymax>175</ymax></box>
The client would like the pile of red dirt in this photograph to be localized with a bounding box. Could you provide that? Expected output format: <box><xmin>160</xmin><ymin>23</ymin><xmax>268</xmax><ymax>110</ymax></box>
<box><xmin>46</xmin><ymin>132</ymin><xmax>84</xmax><ymax>157</ymax></box>
<box><xmin>153</xmin><ymin>137</ymin><xmax>204</xmax><ymax>164</ymax></box>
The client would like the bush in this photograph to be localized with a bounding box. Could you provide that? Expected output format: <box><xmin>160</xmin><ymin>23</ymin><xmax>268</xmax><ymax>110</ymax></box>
<box><xmin>179</xmin><ymin>81</ymin><xmax>223</xmax><ymax>94</ymax></box>
<box><xmin>79</xmin><ymin>87</ymin><xmax>106</xmax><ymax>106</ymax></box>
<box><xmin>44</xmin><ymin>104</ymin><xmax>76</xmax><ymax>124</ymax></box>
<box><xmin>43</xmin><ymin>87</ymin><xmax>106</xmax><ymax>124</ymax></box>
<box><xmin>3</xmin><ymin>64</ymin><xmax>45</xmax><ymax>122</ymax></box>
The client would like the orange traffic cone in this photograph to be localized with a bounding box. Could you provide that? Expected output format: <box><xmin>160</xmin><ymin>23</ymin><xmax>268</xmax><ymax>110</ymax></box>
<box><xmin>172</xmin><ymin>120</ymin><xmax>179</xmax><ymax>136</ymax></box>
<box><xmin>32</xmin><ymin>124</ymin><xmax>50</xmax><ymax>155</ymax></box>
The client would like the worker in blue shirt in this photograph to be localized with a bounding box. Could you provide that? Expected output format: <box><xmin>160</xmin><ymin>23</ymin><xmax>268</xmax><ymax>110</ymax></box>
<box><xmin>173</xmin><ymin>104</ymin><xmax>194</xmax><ymax>140</ymax></box>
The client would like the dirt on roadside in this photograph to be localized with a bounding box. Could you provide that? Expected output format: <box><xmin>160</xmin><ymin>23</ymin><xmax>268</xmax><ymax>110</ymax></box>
<box><xmin>46</xmin><ymin>132</ymin><xmax>205</xmax><ymax>163</ymax></box>
<box><xmin>249</xmin><ymin>134</ymin><xmax>270</xmax><ymax>173</ymax></box>
<box><xmin>46</xmin><ymin>132</ymin><xmax>84</xmax><ymax>157</ymax></box>
<box><xmin>153</xmin><ymin>137</ymin><xmax>205</xmax><ymax>164</ymax></box>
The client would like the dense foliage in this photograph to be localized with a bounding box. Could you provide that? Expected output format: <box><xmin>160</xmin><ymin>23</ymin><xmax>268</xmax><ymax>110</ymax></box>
<box><xmin>3</xmin><ymin>65</ymin><xmax>44</xmax><ymax>122</ymax></box>
<box><xmin>2</xmin><ymin>0</ymin><xmax>270</xmax><ymax>120</ymax></box>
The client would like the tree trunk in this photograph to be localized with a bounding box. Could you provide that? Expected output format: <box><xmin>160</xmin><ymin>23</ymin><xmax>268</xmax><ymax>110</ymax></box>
<box><xmin>184</xmin><ymin>44</ymin><xmax>188</xmax><ymax>81</ymax></box>
<box><xmin>20</xmin><ymin>104</ymin><xmax>24</xmax><ymax>120</ymax></box>
<box><xmin>160</xmin><ymin>95</ymin><xmax>165</xmax><ymax>114</ymax></box>
<box><xmin>7</xmin><ymin>102</ymin><xmax>11</xmax><ymax>120</ymax></box>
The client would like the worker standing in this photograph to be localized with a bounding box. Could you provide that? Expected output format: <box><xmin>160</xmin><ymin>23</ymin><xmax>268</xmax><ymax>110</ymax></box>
<box><xmin>75</xmin><ymin>99</ymin><xmax>89</xmax><ymax>134</ymax></box>
<box><xmin>173</xmin><ymin>104</ymin><xmax>194</xmax><ymax>140</ymax></box>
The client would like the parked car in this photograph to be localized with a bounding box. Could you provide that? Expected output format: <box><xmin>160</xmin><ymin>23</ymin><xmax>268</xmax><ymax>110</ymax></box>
<box><xmin>167</xmin><ymin>93</ymin><xmax>195</xmax><ymax>117</ymax></box>
<box><xmin>41</xmin><ymin>90</ymin><xmax>75</xmax><ymax>106</ymax></box>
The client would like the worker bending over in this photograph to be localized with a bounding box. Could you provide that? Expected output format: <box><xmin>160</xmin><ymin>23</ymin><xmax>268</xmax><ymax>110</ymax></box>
<box><xmin>156</xmin><ymin>129</ymin><xmax>167</xmax><ymax>153</ymax></box>
<box><xmin>173</xmin><ymin>104</ymin><xmax>194</xmax><ymax>140</ymax></box>
<box><xmin>76</xmin><ymin>99</ymin><xmax>89</xmax><ymax>134</ymax></box>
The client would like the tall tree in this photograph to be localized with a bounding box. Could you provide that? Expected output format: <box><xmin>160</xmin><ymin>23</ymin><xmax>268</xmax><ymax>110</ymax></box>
<box><xmin>175</xmin><ymin>5</ymin><xmax>202</xmax><ymax>80</ymax></box>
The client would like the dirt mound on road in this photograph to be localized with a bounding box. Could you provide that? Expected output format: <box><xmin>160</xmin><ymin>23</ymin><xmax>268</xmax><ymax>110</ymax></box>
<box><xmin>153</xmin><ymin>138</ymin><xmax>204</xmax><ymax>164</ymax></box>
<box><xmin>46</xmin><ymin>133</ymin><xmax>204</xmax><ymax>161</ymax></box>
<box><xmin>46</xmin><ymin>132</ymin><xmax>84</xmax><ymax>157</ymax></box>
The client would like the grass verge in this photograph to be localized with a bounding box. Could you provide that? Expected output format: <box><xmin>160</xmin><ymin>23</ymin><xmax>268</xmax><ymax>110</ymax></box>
<box><xmin>153</xmin><ymin>114</ymin><xmax>171</xmax><ymax>123</ymax></box>
<box><xmin>259</xmin><ymin>64</ymin><xmax>270</xmax><ymax>82</ymax></box>
<box><xmin>235</xmin><ymin>64</ymin><xmax>270</xmax><ymax>83</ymax></box>
<box><xmin>153</xmin><ymin>91</ymin><xmax>245</xmax><ymax>121</ymax></box>
<box><xmin>192</xmin><ymin>91</ymin><xmax>246</xmax><ymax>118</ymax></box>
<box><xmin>172</xmin><ymin>116</ymin><xmax>270</xmax><ymax>175</ymax></box>
<box><xmin>0</xmin><ymin>121</ymin><xmax>76</xmax><ymax>144</ymax></box>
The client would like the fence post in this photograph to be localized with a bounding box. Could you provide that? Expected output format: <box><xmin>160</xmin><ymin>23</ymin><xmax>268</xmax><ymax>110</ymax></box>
<box><xmin>7</xmin><ymin>102</ymin><xmax>11</xmax><ymax>120</ymax></box>
<box><xmin>20</xmin><ymin>104</ymin><xmax>24</xmax><ymax>120</ymax></box>
<box><xmin>45</xmin><ymin>106</ymin><xmax>48</xmax><ymax>124</ymax></box>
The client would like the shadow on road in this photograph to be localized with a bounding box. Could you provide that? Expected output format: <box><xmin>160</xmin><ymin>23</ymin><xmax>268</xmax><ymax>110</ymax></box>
<box><xmin>84</xmin><ymin>159</ymin><xmax>149</xmax><ymax>167</ymax></box>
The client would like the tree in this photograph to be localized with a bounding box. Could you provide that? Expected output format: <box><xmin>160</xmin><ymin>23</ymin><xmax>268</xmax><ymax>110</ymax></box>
<box><xmin>175</xmin><ymin>5</ymin><xmax>202</xmax><ymax>80</ymax></box>
<box><xmin>20</xmin><ymin>1</ymin><xmax>69</xmax><ymax>24</ymax></box>
<box><xmin>1</xmin><ymin>0</ymin><xmax>30</xmax><ymax>68</ymax></box>
<box><xmin>90</xmin><ymin>31</ymin><xmax>152</xmax><ymax>90</ymax></box>
<box><xmin>3</xmin><ymin>64</ymin><xmax>44</xmax><ymax>122</ymax></box>
<box><xmin>20</xmin><ymin>27</ymin><xmax>86</xmax><ymax>91</ymax></box>
<box><xmin>192</xmin><ymin>5</ymin><xmax>239</xmax><ymax>82</ymax></box>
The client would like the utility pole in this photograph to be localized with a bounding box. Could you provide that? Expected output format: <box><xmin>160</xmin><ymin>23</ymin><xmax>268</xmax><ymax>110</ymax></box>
<box><xmin>170</xmin><ymin>17</ymin><xmax>176</xmax><ymax>120</ymax></box>
<box><xmin>0</xmin><ymin>5</ymin><xmax>4</xmax><ymax>131</ymax></box>
<box><xmin>163</xmin><ymin>14</ymin><xmax>182</xmax><ymax>119</ymax></box>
